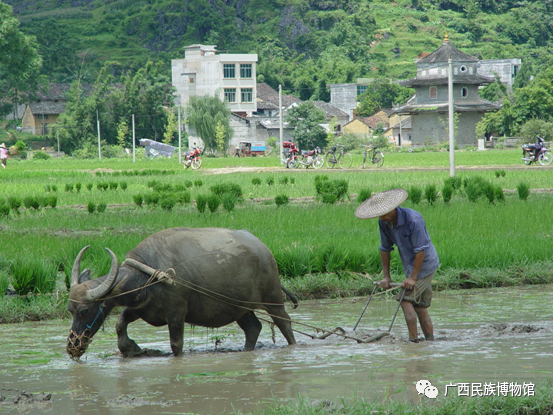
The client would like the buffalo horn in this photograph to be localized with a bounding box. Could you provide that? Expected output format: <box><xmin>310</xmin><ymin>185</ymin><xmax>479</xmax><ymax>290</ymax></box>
<box><xmin>71</xmin><ymin>245</ymin><xmax>90</xmax><ymax>288</ymax></box>
<box><xmin>85</xmin><ymin>248</ymin><xmax>119</xmax><ymax>301</ymax></box>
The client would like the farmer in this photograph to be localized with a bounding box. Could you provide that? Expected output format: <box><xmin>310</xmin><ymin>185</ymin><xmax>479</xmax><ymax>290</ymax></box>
<box><xmin>355</xmin><ymin>188</ymin><xmax>439</xmax><ymax>342</ymax></box>
<box><xmin>0</xmin><ymin>143</ymin><xmax>8</xmax><ymax>169</ymax></box>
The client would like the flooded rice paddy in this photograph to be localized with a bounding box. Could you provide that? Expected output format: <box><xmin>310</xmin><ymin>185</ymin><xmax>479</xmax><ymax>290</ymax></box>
<box><xmin>1</xmin><ymin>284</ymin><xmax>552</xmax><ymax>414</ymax></box>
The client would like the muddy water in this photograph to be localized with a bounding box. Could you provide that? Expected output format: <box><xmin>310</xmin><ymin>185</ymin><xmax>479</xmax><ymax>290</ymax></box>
<box><xmin>1</xmin><ymin>285</ymin><xmax>553</xmax><ymax>414</ymax></box>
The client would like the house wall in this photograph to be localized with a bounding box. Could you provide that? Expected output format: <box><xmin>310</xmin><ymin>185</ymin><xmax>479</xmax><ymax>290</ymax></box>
<box><xmin>410</xmin><ymin>111</ymin><xmax>484</xmax><ymax>147</ymax></box>
<box><xmin>343</xmin><ymin>119</ymin><xmax>370</xmax><ymax>135</ymax></box>
<box><xmin>478</xmin><ymin>59</ymin><xmax>521</xmax><ymax>92</ymax></box>
<box><xmin>330</xmin><ymin>83</ymin><xmax>357</xmax><ymax>120</ymax></box>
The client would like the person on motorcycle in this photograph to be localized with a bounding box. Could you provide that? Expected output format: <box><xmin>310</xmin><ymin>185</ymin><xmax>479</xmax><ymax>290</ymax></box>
<box><xmin>355</xmin><ymin>189</ymin><xmax>440</xmax><ymax>343</ymax></box>
<box><xmin>526</xmin><ymin>136</ymin><xmax>545</xmax><ymax>159</ymax></box>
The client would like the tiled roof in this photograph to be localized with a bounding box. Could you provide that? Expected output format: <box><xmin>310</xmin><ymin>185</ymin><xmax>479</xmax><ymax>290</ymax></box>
<box><xmin>418</xmin><ymin>41</ymin><xmax>478</xmax><ymax>64</ymax></box>
<box><xmin>29</xmin><ymin>102</ymin><xmax>66</xmax><ymax>115</ymax></box>
<box><xmin>311</xmin><ymin>101</ymin><xmax>348</xmax><ymax>118</ymax></box>
<box><xmin>399</xmin><ymin>74</ymin><xmax>495</xmax><ymax>87</ymax></box>
<box><xmin>256</xmin><ymin>82</ymin><xmax>302</xmax><ymax>109</ymax></box>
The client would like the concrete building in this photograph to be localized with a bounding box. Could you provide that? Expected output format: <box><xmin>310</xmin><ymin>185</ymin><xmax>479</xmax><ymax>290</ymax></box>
<box><xmin>477</xmin><ymin>58</ymin><xmax>522</xmax><ymax>92</ymax></box>
<box><xmin>393</xmin><ymin>35</ymin><xmax>501</xmax><ymax>148</ymax></box>
<box><xmin>329</xmin><ymin>79</ymin><xmax>377</xmax><ymax>120</ymax></box>
<box><xmin>171</xmin><ymin>44</ymin><xmax>258</xmax><ymax>117</ymax></box>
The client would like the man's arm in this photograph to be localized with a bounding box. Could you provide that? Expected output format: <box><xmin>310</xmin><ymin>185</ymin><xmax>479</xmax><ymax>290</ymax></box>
<box><xmin>379</xmin><ymin>250</ymin><xmax>392</xmax><ymax>289</ymax></box>
<box><xmin>402</xmin><ymin>250</ymin><xmax>425</xmax><ymax>289</ymax></box>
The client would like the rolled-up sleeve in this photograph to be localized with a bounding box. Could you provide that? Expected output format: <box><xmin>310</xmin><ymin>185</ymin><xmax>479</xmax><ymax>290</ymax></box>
<box><xmin>378</xmin><ymin>220</ymin><xmax>395</xmax><ymax>252</ymax></box>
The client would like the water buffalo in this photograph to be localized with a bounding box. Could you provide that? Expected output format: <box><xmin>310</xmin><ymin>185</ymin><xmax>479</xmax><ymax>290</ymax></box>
<box><xmin>67</xmin><ymin>227</ymin><xmax>297</xmax><ymax>358</ymax></box>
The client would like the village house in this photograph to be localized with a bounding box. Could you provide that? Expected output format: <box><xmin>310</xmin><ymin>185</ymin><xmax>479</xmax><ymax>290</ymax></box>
<box><xmin>393</xmin><ymin>34</ymin><xmax>501</xmax><ymax>147</ymax></box>
<box><xmin>21</xmin><ymin>83</ymin><xmax>72</xmax><ymax>136</ymax></box>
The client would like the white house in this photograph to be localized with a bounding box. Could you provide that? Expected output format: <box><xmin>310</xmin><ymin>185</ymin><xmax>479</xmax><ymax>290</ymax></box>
<box><xmin>171</xmin><ymin>44</ymin><xmax>258</xmax><ymax>117</ymax></box>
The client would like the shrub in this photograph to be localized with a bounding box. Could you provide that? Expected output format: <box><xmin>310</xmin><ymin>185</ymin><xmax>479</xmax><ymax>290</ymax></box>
<box><xmin>252</xmin><ymin>178</ymin><xmax>262</xmax><ymax>185</ymax></box>
<box><xmin>87</xmin><ymin>202</ymin><xmax>96</xmax><ymax>214</ymax></box>
<box><xmin>275</xmin><ymin>194</ymin><xmax>290</xmax><ymax>207</ymax></box>
<box><xmin>160</xmin><ymin>194</ymin><xmax>177</xmax><ymax>211</ymax></box>
<box><xmin>409</xmin><ymin>186</ymin><xmax>422</xmax><ymax>205</ymax></box>
<box><xmin>441</xmin><ymin>183</ymin><xmax>453</xmax><ymax>204</ymax></box>
<box><xmin>33</xmin><ymin>151</ymin><xmax>51</xmax><ymax>160</ymax></box>
<box><xmin>196</xmin><ymin>194</ymin><xmax>208</xmax><ymax>213</ymax></box>
<box><xmin>207</xmin><ymin>194</ymin><xmax>221</xmax><ymax>213</ymax></box>
<box><xmin>222</xmin><ymin>194</ymin><xmax>236</xmax><ymax>212</ymax></box>
<box><xmin>357</xmin><ymin>188</ymin><xmax>372</xmax><ymax>203</ymax></box>
<box><xmin>517</xmin><ymin>182</ymin><xmax>530</xmax><ymax>201</ymax></box>
<box><xmin>424</xmin><ymin>184</ymin><xmax>438</xmax><ymax>205</ymax></box>
<box><xmin>133</xmin><ymin>194</ymin><xmax>143</xmax><ymax>207</ymax></box>
<box><xmin>97</xmin><ymin>202</ymin><xmax>107</xmax><ymax>213</ymax></box>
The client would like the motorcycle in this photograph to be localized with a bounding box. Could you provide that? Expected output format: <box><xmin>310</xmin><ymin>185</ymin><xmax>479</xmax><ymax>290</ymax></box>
<box><xmin>521</xmin><ymin>136</ymin><xmax>552</xmax><ymax>166</ymax></box>
<box><xmin>287</xmin><ymin>146</ymin><xmax>324</xmax><ymax>169</ymax></box>
<box><xmin>183</xmin><ymin>147</ymin><xmax>203</xmax><ymax>169</ymax></box>
<box><xmin>281</xmin><ymin>141</ymin><xmax>299</xmax><ymax>168</ymax></box>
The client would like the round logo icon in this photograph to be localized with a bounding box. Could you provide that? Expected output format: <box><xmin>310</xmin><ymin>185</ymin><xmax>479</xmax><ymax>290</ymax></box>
<box><xmin>416</xmin><ymin>380</ymin><xmax>438</xmax><ymax>399</ymax></box>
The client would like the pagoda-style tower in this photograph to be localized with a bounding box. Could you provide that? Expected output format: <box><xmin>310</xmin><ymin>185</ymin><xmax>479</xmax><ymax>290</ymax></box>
<box><xmin>394</xmin><ymin>34</ymin><xmax>501</xmax><ymax>147</ymax></box>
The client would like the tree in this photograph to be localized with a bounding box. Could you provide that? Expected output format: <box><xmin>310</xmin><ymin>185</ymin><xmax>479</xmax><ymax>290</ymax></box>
<box><xmin>163</xmin><ymin>111</ymin><xmax>177</xmax><ymax>145</ymax></box>
<box><xmin>285</xmin><ymin>102</ymin><xmax>327</xmax><ymax>149</ymax></box>
<box><xmin>117</xmin><ymin>120</ymin><xmax>129</xmax><ymax>148</ymax></box>
<box><xmin>215</xmin><ymin>120</ymin><xmax>227</xmax><ymax>156</ymax></box>
<box><xmin>0</xmin><ymin>2</ymin><xmax>42</xmax><ymax>118</ymax></box>
<box><xmin>356</xmin><ymin>79</ymin><xmax>412</xmax><ymax>117</ymax></box>
<box><xmin>186</xmin><ymin>93</ymin><xmax>232</xmax><ymax>152</ymax></box>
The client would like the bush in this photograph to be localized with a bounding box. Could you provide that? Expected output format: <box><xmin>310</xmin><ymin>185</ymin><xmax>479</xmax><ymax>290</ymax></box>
<box><xmin>33</xmin><ymin>151</ymin><xmax>51</xmax><ymax>160</ymax></box>
<box><xmin>275</xmin><ymin>194</ymin><xmax>290</xmax><ymax>207</ymax></box>
<box><xmin>196</xmin><ymin>194</ymin><xmax>208</xmax><ymax>213</ymax></box>
<box><xmin>442</xmin><ymin>183</ymin><xmax>453</xmax><ymax>204</ymax></box>
<box><xmin>207</xmin><ymin>194</ymin><xmax>221</xmax><ymax>213</ymax></box>
<box><xmin>409</xmin><ymin>186</ymin><xmax>422</xmax><ymax>205</ymax></box>
<box><xmin>517</xmin><ymin>182</ymin><xmax>530</xmax><ymax>201</ymax></box>
<box><xmin>97</xmin><ymin>202</ymin><xmax>107</xmax><ymax>213</ymax></box>
<box><xmin>252</xmin><ymin>178</ymin><xmax>262</xmax><ymax>185</ymax></box>
<box><xmin>87</xmin><ymin>202</ymin><xmax>96</xmax><ymax>214</ymax></box>
<box><xmin>222</xmin><ymin>194</ymin><xmax>236</xmax><ymax>212</ymax></box>
<box><xmin>424</xmin><ymin>184</ymin><xmax>438</xmax><ymax>205</ymax></box>
<box><xmin>133</xmin><ymin>194</ymin><xmax>143</xmax><ymax>207</ymax></box>
<box><xmin>357</xmin><ymin>188</ymin><xmax>372</xmax><ymax>203</ymax></box>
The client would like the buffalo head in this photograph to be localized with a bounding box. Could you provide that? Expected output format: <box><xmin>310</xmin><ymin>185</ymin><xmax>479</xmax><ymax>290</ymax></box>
<box><xmin>66</xmin><ymin>246</ymin><xmax>119</xmax><ymax>359</ymax></box>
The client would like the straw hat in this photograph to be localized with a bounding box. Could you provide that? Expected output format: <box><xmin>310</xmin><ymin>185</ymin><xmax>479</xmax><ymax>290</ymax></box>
<box><xmin>0</xmin><ymin>143</ymin><xmax>5</xmax><ymax>149</ymax></box>
<box><xmin>355</xmin><ymin>188</ymin><xmax>408</xmax><ymax>219</ymax></box>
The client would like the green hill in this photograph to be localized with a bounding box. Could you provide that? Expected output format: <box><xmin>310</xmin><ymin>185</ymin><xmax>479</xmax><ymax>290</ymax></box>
<box><xmin>5</xmin><ymin>0</ymin><xmax>553</xmax><ymax>100</ymax></box>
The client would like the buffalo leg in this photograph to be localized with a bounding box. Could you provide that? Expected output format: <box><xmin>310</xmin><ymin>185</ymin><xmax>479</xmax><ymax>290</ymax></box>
<box><xmin>116</xmin><ymin>308</ymin><xmax>142</xmax><ymax>357</ymax></box>
<box><xmin>266</xmin><ymin>306</ymin><xmax>296</xmax><ymax>346</ymax></box>
<box><xmin>237</xmin><ymin>311</ymin><xmax>262</xmax><ymax>351</ymax></box>
<box><xmin>167</xmin><ymin>317</ymin><xmax>185</xmax><ymax>356</ymax></box>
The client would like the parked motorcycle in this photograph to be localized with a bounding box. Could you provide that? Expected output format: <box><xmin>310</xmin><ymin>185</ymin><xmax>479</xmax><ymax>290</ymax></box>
<box><xmin>287</xmin><ymin>146</ymin><xmax>324</xmax><ymax>169</ymax></box>
<box><xmin>281</xmin><ymin>141</ymin><xmax>299</xmax><ymax>168</ymax></box>
<box><xmin>183</xmin><ymin>147</ymin><xmax>203</xmax><ymax>169</ymax></box>
<box><xmin>521</xmin><ymin>136</ymin><xmax>552</xmax><ymax>166</ymax></box>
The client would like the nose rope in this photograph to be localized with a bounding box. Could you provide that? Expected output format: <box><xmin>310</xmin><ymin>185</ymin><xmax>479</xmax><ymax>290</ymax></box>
<box><xmin>86</xmin><ymin>303</ymin><xmax>105</xmax><ymax>330</ymax></box>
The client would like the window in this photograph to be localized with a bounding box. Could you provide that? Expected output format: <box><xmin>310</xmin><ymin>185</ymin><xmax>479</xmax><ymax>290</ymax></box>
<box><xmin>357</xmin><ymin>85</ymin><xmax>368</xmax><ymax>96</ymax></box>
<box><xmin>429</xmin><ymin>86</ymin><xmax>437</xmax><ymax>99</ymax></box>
<box><xmin>241</xmin><ymin>88</ymin><xmax>253</xmax><ymax>103</ymax></box>
<box><xmin>240</xmin><ymin>64</ymin><xmax>252</xmax><ymax>78</ymax></box>
<box><xmin>460</xmin><ymin>65</ymin><xmax>467</xmax><ymax>73</ymax></box>
<box><xmin>223</xmin><ymin>64</ymin><xmax>235</xmax><ymax>78</ymax></box>
<box><xmin>461</xmin><ymin>87</ymin><xmax>469</xmax><ymax>98</ymax></box>
<box><xmin>224</xmin><ymin>88</ymin><xmax>236</xmax><ymax>103</ymax></box>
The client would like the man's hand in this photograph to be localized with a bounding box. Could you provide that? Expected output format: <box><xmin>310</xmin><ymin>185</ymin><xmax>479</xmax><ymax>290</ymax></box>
<box><xmin>379</xmin><ymin>277</ymin><xmax>392</xmax><ymax>289</ymax></box>
<box><xmin>401</xmin><ymin>276</ymin><xmax>417</xmax><ymax>290</ymax></box>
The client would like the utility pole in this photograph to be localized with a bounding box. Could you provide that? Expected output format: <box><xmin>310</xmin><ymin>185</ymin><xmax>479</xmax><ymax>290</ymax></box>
<box><xmin>448</xmin><ymin>58</ymin><xmax>455</xmax><ymax>177</ymax></box>
<box><xmin>96</xmin><ymin>110</ymin><xmax>102</xmax><ymax>161</ymax></box>
<box><xmin>279</xmin><ymin>85</ymin><xmax>283</xmax><ymax>165</ymax></box>
<box><xmin>132</xmin><ymin>114</ymin><xmax>136</xmax><ymax>163</ymax></box>
<box><xmin>178</xmin><ymin>107</ymin><xmax>182</xmax><ymax>164</ymax></box>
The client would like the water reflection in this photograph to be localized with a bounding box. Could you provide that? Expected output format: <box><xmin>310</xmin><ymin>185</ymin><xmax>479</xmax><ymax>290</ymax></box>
<box><xmin>0</xmin><ymin>285</ymin><xmax>552</xmax><ymax>414</ymax></box>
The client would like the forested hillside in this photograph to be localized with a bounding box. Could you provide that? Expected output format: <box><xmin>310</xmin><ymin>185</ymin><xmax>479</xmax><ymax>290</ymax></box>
<box><xmin>5</xmin><ymin>0</ymin><xmax>553</xmax><ymax>100</ymax></box>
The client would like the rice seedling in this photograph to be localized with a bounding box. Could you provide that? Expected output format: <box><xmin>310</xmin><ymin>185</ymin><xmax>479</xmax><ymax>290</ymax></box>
<box><xmin>97</xmin><ymin>202</ymin><xmax>107</xmax><ymax>213</ymax></box>
<box><xmin>275</xmin><ymin>194</ymin><xmax>289</xmax><ymax>207</ymax></box>
<box><xmin>252</xmin><ymin>178</ymin><xmax>261</xmax><ymax>185</ymax></box>
<box><xmin>132</xmin><ymin>194</ymin><xmax>143</xmax><ymax>207</ymax></box>
<box><xmin>65</xmin><ymin>183</ymin><xmax>74</xmax><ymax>192</ymax></box>
<box><xmin>279</xmin><ymin>176</ymin><xmax>288</xmax><ymax>185</ymax></box>
<box><xmin>196</xmin><ymin>194</ymin><xmax>208</xmax><ymax>213</ymax></box>
<box><xmin>159</xmin><ymin>194</ymin><xmax>177</xmax><ymax>211</ymax></box>
<box><xmin>0</xmin><ymin>271</ymin><xmax>9</xmax><ymax>297</ymax></box>
<box><xmin>424</xmin><ymin>184</ymin><xmax>438</xmax><ymax>205</ymax></box>
<box><xmin>194</xmin><ymin>179</ymin><xmax>203</xmax><ymax>187</ymax></box>
<box><xmin>441</xmin><ymin>183</ymin><xmax>453</xmax><ymax>204</ymax></box>
<box><xmin>0</xmin><ymin>203</ymin><xmax>9</xmax><ymax>217</ymax></box>
<box><xmin>266</xmin><ymin>176</ymin><xmax>275</xmax><ymax>186</ymax></box>
<box><xmin>356</xmin><ymin>188</ymin><xmax>372</xmax><ymax>203</ymax></box>
<box><xmin>207</xmin><ymin>194</ymin><xmax>221</xmax><ymax>213</ymax></box>
<box><xmin>87</xmin><ymin>202</ymin><xmax>96</xmax><ymax>214</ymax></box>
<box><xmin>465</xmin><ymin>180</ymin><xmax>482</xmax><ymax>202</ymax></box>
<box><xmin>517</xmin><ymin>182</ymin><xmax>530</xmax><ymax>201</ymax></box>
<box><xmin>222</xmin><ymin>194</ymin><xmax>236</xmax><ymax>212</ymax></box>
<box><xmin>10</xmin><ymin>257</ymin><xmax>57</xmax><ymax>295</ymax></box>
<box><xmin>409</xmin><ymin>186</ymin><xmax>422</xmax><ymax>204</ymax></box>
<box><xmin>177</xmin><ymin>191</ymin><xmax>192</xmax><ymax>204</ymax></box>
<box><xmin>86</xmin><ymin>183</ymin><xmax>93</xmax><ymax>191</ymax></box>
<box><xmin>75</xmin><ymin>182</ymin><xmax>82</xmax><ymax>192</ymax></box>
<box><xmin>482</xmin><ymin>181</ymin><xmax>496</xmax><ymax>204</ymax></box>
<box><xmin>120</xmin><ymin>181</ymin><xmax>128</xmax><ymax>190</ymax></box>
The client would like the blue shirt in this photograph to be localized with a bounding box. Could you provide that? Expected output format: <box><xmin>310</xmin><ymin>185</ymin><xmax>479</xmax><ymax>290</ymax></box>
<box><xmin>378</xmin><ymin>207</ymin><xmax>439</xmax><ymax>279</ymax></box>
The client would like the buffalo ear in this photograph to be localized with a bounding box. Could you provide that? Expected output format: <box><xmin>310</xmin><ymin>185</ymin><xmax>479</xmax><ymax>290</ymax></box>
<box><xmin>78</xmin><ymin>269</ymin><xmax>92</xmax><ymax>284</ymax></box>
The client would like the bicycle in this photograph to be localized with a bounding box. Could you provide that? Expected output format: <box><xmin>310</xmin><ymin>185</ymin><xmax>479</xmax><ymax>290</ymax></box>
<box><xmin>361</xmin><ymin>145</ymin><xmax>384</xmax><ymax>168</ymax></box>
<box><xmin>325</xmin><ymin>144</ymin><xmax>352</xmax><ymax>169</ymax></box>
